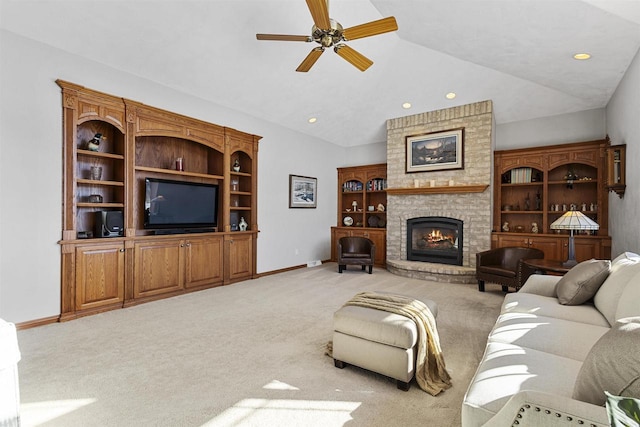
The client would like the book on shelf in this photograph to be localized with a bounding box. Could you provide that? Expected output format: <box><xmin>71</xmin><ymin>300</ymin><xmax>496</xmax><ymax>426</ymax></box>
<box><xmin>343</xmin><ymin>181</ymin><xmax>363</xmax><ymax>192</ymax></box>
<box><xmin>510</xmin><ymin>167</ymin><xmax>533</xmax><ymax>184</ymax></box>
<box><xmin>366</xmin><ymin>179</ymin><xmax>387</xmax><ymax>191</ymax></box>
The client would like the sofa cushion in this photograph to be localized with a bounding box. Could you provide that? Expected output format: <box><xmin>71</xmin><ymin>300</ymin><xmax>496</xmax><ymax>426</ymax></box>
<box><xmin>556</xmin><ymin>259</ymin><xmax>611</xmax><ymax>305</ymax></box>
<box><xmin>573</xmin><ymin>317</ymin><xmax>640</xmax><ymax>406</ymax></box>
<box><xmin>615</xmin><ymin>270</ymin><xmax>640</xmax><ymax>320</ymax></box>
<box><xmin>519</xmin><ymin>274</ymin><xmax>562</xmax><ymax>297</ymax></box>
<box><xmin>462</xmin><ymin>341</ymin><xmax>583</xmax><ymax>427</ymax></box>
<box><xmin>502</xmin><ymin>292</ymin><xmax>610</xmax><ymax>327</ymax></box>
<box><xmin>488</xmin><ymin>312</ymin><xmax>609</xmax><ymax>361</ymax></box>
<box><xmin>594</xmin><ymin>252</ymin><xmax>640</xmax><ymax>326</ymax></box>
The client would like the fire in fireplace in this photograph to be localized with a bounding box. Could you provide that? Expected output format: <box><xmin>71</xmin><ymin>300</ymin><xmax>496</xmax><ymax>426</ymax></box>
<box><xmin>407</xmin><ymin>217</ymin><xmax>463</xmax><ymax>266</ymax></box>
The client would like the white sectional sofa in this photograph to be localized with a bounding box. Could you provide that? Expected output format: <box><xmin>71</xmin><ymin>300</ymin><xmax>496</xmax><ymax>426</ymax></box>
<box><xmin>462</xmin><ymin>252</ymin><xmax>640</xmax><ymax>427</ymax></box>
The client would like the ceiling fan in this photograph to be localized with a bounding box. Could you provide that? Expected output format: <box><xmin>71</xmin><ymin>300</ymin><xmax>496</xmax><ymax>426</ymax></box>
<box><xmin>256</xmin><ymin>0</ymin><xmax>398</xmax><ymax>72</ymax></box>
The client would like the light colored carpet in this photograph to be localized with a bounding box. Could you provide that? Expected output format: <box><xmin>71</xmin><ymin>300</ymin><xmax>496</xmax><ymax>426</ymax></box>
<box><xmin>16</xmin><ymin>263</ymin><xmax>504</xmax><ymax>427</ymax></box>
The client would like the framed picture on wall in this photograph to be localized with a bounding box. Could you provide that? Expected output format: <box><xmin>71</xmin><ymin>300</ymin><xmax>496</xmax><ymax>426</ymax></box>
<box><xmin>406</xmin><ymin>128</ymin><xmax>464</xmax><ymax>173</ymax></box>
<box><xmin>289</xmin><ymin>174</ymin><xmax>317</xmax><ymax>208</ymax></box>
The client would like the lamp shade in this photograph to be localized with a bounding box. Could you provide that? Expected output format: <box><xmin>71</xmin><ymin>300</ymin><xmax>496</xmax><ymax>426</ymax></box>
<box><xmin>550</xmin><ymin>210</ymin><xmax>599</xmax><ymax>230</ymax></box>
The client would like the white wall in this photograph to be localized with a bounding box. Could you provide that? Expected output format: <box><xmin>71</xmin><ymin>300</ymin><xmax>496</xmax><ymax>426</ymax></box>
<box><xmin>496</xmin><ymin>109</ymin><xmax>606</xmax><ymax>150</ymax></box>
<box><xmin>344</xmin><ymin>141</ymin><xmax>387</xmax><ymax>166</ymax></box>
<box><xmin>606</xmin><ymin>47</ymin><xmax>640</xmax><ymax>257</ymax></box>
<box><xmin>0</xmin><ymin>31</ymin><xmax>343</xmax><ymax>323</ymax></box>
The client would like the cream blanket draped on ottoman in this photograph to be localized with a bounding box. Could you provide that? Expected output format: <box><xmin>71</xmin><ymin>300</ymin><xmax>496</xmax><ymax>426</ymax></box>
<box><xmin>329</xmin><ymin>291</ymin><xmax>452</xmax><ymax>395</ymax></box>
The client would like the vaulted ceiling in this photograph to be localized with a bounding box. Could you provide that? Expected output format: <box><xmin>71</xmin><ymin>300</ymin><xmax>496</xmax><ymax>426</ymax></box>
<box><xmin>2</xmin><ymin>0</ymin><xmax>640</xmax><ymax>147</ymax></box>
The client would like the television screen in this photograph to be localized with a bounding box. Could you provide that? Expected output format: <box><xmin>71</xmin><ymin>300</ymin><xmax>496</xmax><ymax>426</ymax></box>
<box><xmin>144</xmin><ymin>177</ymin><xmax>218</xmax><ymax>230</ymax></box>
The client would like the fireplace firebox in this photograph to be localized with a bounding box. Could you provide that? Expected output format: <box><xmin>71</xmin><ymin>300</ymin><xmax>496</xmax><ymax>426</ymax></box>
<box><xmin>407</xmin><ymin>217</ymin><xmax>463</xmax><ymax>266</ymax></box>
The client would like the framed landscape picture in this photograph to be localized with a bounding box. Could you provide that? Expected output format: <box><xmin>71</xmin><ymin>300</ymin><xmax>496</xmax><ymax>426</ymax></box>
<box><xmin>289</xmin><ymin>174</ymin><xmax>317</xmax><ymax>208</ymax></box>
<box><xmin>406</xmin><ymin>128</ymin><xmax>464</xmax><ymax>173</ymax></box>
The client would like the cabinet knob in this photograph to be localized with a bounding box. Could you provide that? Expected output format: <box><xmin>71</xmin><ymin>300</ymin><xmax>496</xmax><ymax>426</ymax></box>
<box><xmin>119</xmin><ymin>248</ymin><xmax>125</xmax><ymax>253</ymax></box>
<box><xmin>180</xmin><ymin>243</ymin><xmax>185</xmax><ymax>247</ymax></box>
<box><xmin>186</xmin><ymin>243</ymin><xmax>191</xmax><ymax>247</ymax></box>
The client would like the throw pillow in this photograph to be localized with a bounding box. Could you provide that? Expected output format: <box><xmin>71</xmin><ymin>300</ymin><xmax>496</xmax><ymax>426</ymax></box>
<box><xmin>573</xmin><ymin>317</ymin><xmax>640</xmax><ymax>406</ymax></box>
<box><xmin>556</xmin><ymin>259</ymin><xmax>611</xmax><ymax>305</ymax></box>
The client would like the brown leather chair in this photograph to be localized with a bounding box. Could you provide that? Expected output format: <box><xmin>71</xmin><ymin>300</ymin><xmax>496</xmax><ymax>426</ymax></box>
<box><xmin>476</xmin><ymin>247</ymin><xmax>544</xmax><ymax>292</ymax></box>
<box><xmin>338</xmin><ymin>237</ymin><xmax>376</xmax><ymax>274</ymax></box>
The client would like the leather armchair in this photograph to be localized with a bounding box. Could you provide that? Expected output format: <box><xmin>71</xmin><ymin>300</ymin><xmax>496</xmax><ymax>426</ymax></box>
<box><xmin>337</xmin><ymin>237</ymin><xmax>376</xmax><ymax>274</ymax></box>
<box><xmin>476</xmin><ymin>247</ymin><xmax>544</xmax><ymax>292</ymax></box>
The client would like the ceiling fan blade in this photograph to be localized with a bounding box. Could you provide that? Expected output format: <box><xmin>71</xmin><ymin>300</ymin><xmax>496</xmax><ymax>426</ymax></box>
<box><xmin>343</xmin><ymin>16</ymin><xmax>398</xmax><ymax>41</ymax></box>
<box><xmin>306</xmin><ymin>0</ymin><xmax>331</xmax><ymax>29</ymax></box>
<box><xmin>334</xmin><ymin>44</ymin><xmax>373</xmax><ymax>72</ymax></box>
<box><xmin>256</xmin><ymin>34</ymin><xmax>311</xmax><ymax>42</ymax></box>
<box><xmin>296</xmin><ymin>48</ymin><xmax>324</xmax><ymax>72</ymax></box>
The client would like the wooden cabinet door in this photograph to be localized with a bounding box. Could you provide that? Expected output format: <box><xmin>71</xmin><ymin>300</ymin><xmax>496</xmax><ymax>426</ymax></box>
<box><xmin>184</xmin><ymin>236</ymin><xmax>224</xmax><ymax>289</ymax></box>
<box><xmin>528</xmin><ymin>236</ymin><xmax>563</xmax><ymax>261</ymax></box>
<box><xmin>569</xmin><ymin>237</ymin><xmax>602</xmax><ymax>262</ymax></box>
<box><xmin>495</xmin><ymin>234</ymin><xmax>531</xmax><ymax>249</ymax></box>
<box><xmin>495</xmin><ymin>234</ymin><xmax>563</xmax><ymax>261</ymax></box>
<box><xmin>225</xmin><ymin>234</ymin><xmax>253</xmax><ymax>282</ymax></box>
<box><xmin>353</xmin><ymin>229</ymin><xmax>386</xmax><ymax>266</ymax></box>
<box><xmin>134</xmin><ymin>239</ymin><xmax>184</xmax><ymax>298</ymax></box>
<box><xmin>75</xmin><ymin>242</ymin><xmax>125</xmax><ymax>311</ymax></box>
<box><xmin>331</xmin><ymin>228</ymin><xmax>351</xmax><ymax>262</ymax></box>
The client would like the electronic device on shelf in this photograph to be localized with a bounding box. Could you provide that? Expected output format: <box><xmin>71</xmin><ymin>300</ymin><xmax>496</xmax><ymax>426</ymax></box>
<box><xmin>95</xmin><ymin>211</ymin><xmax>124</xmax><ymax>238</ymax></box>
<box><xmin>144</xmin><ymin>177</ymin><xmax>219</xmax><ymax>233</ymax></box>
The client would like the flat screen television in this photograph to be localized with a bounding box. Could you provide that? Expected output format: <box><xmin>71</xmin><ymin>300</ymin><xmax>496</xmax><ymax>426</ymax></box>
<box><xmin>144</xmin><ymin>177</ymin><xmax>219</xmax><ymax>232</ymax></box>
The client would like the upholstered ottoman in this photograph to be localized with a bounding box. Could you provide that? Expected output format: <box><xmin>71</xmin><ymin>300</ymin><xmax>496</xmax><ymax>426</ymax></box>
<box><xmin>332</xmin><ymin>295</ymin><xmax>438</xmax><ymax>391</ymax></box>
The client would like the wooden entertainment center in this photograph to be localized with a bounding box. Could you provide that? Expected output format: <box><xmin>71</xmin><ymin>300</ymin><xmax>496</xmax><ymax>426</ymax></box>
<box><xmin>57</xmin><ymin>81</ymin><xmax>261</xmax><ymax>321</ymax></box>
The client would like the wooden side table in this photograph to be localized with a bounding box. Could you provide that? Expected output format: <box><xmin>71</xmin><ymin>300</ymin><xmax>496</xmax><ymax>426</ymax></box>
<box><xmin>522</xmin><ymin>259</ymin><xmax>572</xmax><ymax>275</ymax></box>
<box><xmin>520</xmin><ymin>258</ymin><xmax>572</xmax><ymax>290</ymax></box>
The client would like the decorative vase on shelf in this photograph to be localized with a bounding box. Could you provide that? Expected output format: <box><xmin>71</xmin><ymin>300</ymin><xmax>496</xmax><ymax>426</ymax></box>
<box><xmin>233</xmin><ymin>159</ymin><xmax>241</xmax><ymax>172</ymax></box>
<box><xmin>239</xmin><ymin>217</ymin><xmax>248</xmax><ymax>231</ymax></box>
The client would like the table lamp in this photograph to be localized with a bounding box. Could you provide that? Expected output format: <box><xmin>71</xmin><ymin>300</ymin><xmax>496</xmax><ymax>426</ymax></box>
<box><xmin>550</xmin><ymin>210</ymin><xmax>599</xmax><ymax>267</ymax></box>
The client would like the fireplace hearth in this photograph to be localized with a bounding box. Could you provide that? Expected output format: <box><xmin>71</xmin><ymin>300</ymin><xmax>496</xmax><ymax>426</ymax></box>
<box><xmin>407</xmin><ymin>217</ymin><xmax>463</xmax><ymax>266</ymax></box>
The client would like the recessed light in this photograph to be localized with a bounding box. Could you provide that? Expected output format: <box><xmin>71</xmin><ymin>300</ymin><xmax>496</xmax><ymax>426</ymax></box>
<box><xmin>445</xmin><ymin>92</ymin><xmax>456</xmax><ymax>100</ymax></box>
<box><xmin>402</xmin><ymin>102</ymin><xmax>412</xmax><ymax>109</ymax></box>
<box><xmin>573</xmin><ymin>53</ymin><xmax>591</xmax><ymax>60</ymax></box>
<box><xmin>308</xmin><ymin>117</ymin><xmax>317</xmax><ymax>123</ymax></box>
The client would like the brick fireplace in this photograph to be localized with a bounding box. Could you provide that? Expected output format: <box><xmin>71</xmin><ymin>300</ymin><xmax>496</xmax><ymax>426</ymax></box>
<box><xmin>385</xmin><ymin>101</ymin><xmax>493</xmax><ymax>283</ymax></box>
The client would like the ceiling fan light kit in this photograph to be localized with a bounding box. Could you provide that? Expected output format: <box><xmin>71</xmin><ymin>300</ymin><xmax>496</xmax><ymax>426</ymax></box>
<box><xmin>256</xmin><ymin>0</ymin><xmax>398</xmax><ymax>72</ymax></box>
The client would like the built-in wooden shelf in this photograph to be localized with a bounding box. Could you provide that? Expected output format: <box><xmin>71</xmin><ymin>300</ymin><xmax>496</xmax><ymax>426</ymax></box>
<box><xmin>77</xmin><ymin>179</ymin><xmax>124</xmax><ymax>187</ymax></box>
<box><xmin>77</xmin><ymin>149</ymin><xmax>124</xmax><ymax>160</ymax></box>
<box><xmin>387</xmin><ymin>184</ymin><xmax>489</xmax><ymax>195</ymax></box>
<box><xmin>77</xmin><ymin>202</ymin><xmax>125</xmax><ymax>208</ymax></box>
<box><xmin>134</xmin><ymin>166</ymin><xmax>224</xmax><ymax>180</ymax></box>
